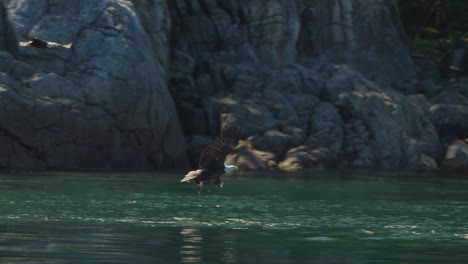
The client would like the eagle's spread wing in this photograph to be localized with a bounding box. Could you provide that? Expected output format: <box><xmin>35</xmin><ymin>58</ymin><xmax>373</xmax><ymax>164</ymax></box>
<box><xmin>46</xmin><ymin>41</ymin><xmax>73</xmax><ymax>49</ymax></box>
<box><xmin>18</xmin><ymin>34</ymin><xmax>48</xmax><ymax>48</ymax></box>
<box><xmin>198</xmin><ymin>128</ymin><xmax>239</xmax><ymax>172</ymax></box>
<box><xmin>19</xmin><ymin>41</ymin><xmax>31</xmax><ymax>47</ymax></box>
<box><xmin>18</xmin><ymin>34</ymin><xmax>72</xmax><ymax>49</ymax></box>
<box><xmin>19</xmin><ymin>34</ymin><xmax>33</xmax><ymax>41</ymax></box>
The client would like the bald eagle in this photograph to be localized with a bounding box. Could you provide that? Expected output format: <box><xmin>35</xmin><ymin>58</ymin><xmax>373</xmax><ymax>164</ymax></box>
<box><xmin>19</xmin><ymin>34</ymin><xmax>72</xmax><ymax>49</ymax></box>
<box><xmin>181</xmin><ymin>129</ymin><xmax>239</xmax><ymax>193</ymax></box>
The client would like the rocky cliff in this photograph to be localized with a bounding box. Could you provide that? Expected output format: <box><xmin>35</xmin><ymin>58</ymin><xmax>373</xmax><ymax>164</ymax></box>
<box><xmin>0</xmin><ymin>0</ymin><xmax>188</xmax><ymax>170</ymax></box>
<box><xmin>1</xmin><ymin>0</ymin><xmax>467</xmax><ymax>170</ymax></box>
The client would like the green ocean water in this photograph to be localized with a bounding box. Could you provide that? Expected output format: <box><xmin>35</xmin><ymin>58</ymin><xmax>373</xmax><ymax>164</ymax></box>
<box><xmin>0</xmin><ymin>170</ymin><xmax>467</xmax><ymax>263</ymax></box>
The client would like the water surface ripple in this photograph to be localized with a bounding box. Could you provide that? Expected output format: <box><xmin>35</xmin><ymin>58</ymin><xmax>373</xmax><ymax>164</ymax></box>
<box><xmin>1</xmin><ymin>170</ymin><xmax>467</xmax><ymax>263</ymax></box>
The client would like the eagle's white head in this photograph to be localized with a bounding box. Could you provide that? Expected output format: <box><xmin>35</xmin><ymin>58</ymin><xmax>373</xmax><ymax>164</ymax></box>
<box><xmin>224</xmin><ymin>165</ymin><xmax>239</xmax><ymax>173</ymax></box>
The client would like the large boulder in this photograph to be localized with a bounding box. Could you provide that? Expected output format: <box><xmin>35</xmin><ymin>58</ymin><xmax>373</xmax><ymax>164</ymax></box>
<box><xmin>1</xmin><ymin>0</ymin><xmax>189</xmax><ymax>170</ymax></box>
<box><xmin>442</xmin><ymin>142</ymin><xmax>468</xmax><ymax>169</ymax></box>
<box><xmin>430</xmin><ymin>104</ymin><xmax>468</xmax><ymax>143</ymax></box>
<box><xmin>304</xmin><ymin>102</ymin><xmax>344</xmax><ymax>167</ymax></box>
<box><xmin>279</xmin><ymin>145</ymin><xmax>319</xmax><ymax>171</ymax></box>
<box><xmin>316</xmin><ymin>63</ymin><xmax>440</xmax><ymax>168</ymax></box>
<box><xmin>226</xmin><ymin>140</ymin><xmax>277</xmax><ymax>170</ymax></box>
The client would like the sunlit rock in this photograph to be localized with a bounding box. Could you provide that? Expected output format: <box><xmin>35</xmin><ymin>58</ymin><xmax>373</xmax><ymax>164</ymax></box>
<box><xmin>442</xmin><ymin>143</ymin><xmax>468</xmax><ymax>169</ymax></box>
<box><xmin>226</xmin><ymin>140</ymin><xmax>276</xmax><ymax>170</ymax></box>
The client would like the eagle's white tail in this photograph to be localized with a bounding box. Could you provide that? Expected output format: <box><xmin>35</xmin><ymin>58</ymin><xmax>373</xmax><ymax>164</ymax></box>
<box><xmin>61</xmin><ymin>42</ymin><xmax>73</xmax><ymax>49</ymax></box>
<box><xmin>180</xmin><ymin>169</ymin><xmax>203</xmax><ymax>183</ymax></box>
<box><xmin>48</xmin><ymin>42</ymin><xmax>73</xmax><ymax>49</ymax></box>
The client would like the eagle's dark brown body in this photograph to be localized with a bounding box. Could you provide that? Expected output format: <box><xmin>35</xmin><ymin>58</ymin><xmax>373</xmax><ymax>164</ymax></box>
<box><xmin>180</xmin><ymin>129</ymin><xmax>239</xmax><ymax>192</ymax></box>
<box><xmin>26</xmin><ymin>37</ymin><xmax>48</xmax><ymax>49</ymax></box>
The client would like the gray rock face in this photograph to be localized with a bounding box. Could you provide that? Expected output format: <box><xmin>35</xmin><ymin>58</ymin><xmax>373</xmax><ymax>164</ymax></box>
<box><xmin>166</xmin><ymin>0</ymin><xmax>446</xmax><ymax>170</ymax></box>
<box><xmin>1</xmin><ymin>0</ymin><xmax>457</xmax><ymax>171</ymax></box>
<box><xmin>430</xmin><ymin>104</ymin><xmax>468</xmax><ymax>142</ymax></box>
<box><xmin>168</xmin><ymin>1</ymin><xmax>439</xmax><ymax>170</ymax></box>
<box><xmin>243</xmin><ymin>0</ymin><xmax>300</xmax><ymax>67</ymax></box>
<box><xmin>298</xmin><ymin>0</ymin><xmax>415</xmax><ymax>84</ymax></box>
<box><xmin>0</xmin><ymin>1</ymin><xmax>17</xmax><ymax>55</ymax></box>
<box><xmin>321</xmin><ymin>64</ymin><xmax>439</xmax><ymax>168</ymax></box>
<box><xmin>426</xmin><ymin>83</ymin><xmax>468</xmax><ymax>147</ymax></box>
<box><xmin>1</xmin><ymin>0</ymin><xmax>188</xmax><ymax>170</ymax></box>
<box><xmin>414</xmin><ymin>59</ymin><xmax>440</xmax><ymax>81</ymax></box>
<box><xmin>444</xmin><ymin>48</ymin><xmax>468</xmax><ymax>74</ymax></box>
